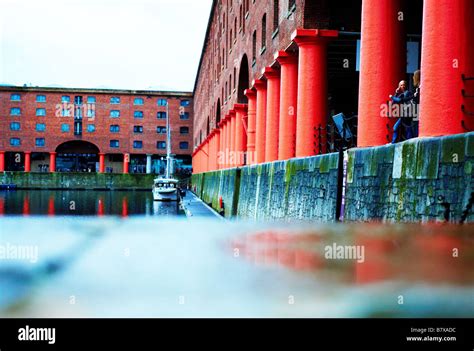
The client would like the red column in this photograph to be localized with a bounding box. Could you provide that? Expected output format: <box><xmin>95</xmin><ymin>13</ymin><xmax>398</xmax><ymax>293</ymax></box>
<box><xmin>234</xmin><ymin>104</ymin><xmax>248</xmax><ymax>167</ymax></box>
<box><xmin>23</xmin><ymin>195</ymin><xmax>30</xmax><ymax>216</ymax></box>
<box><xmin>0</xmin><ymin>151</ymin><xmax>4</xmax><ymax>172</ymax></box>
<box><xmin>48</xmin><ymin>196</ymin><xmax>55</xmax><ymax>216</ymax></box>
<box><xmin>244</xmin><ymin>89</ymin><xmax>257</xmax><ymax>164</ymax></box>
<box><xmin>275</xmin><ymin>51</ymin><xmax>298</xmax><ymax>160</ymax></box>
<box><xmin>98</xmin><ymin>197</ymin><xmax>104</xmax><ymax>216</ymax></box>
<box><xmin>204</xmin><ymin>139</ymin><xmax>210</xmax><ymax>172</ymax></box>
<box><xmin>229</xmin><ymin>109</ymin><xmax>236</xmax><ymax>167</ymax></box>
<box><xmin>262</xmin><ymin>67</ymin><xmax>281</xmax><ymax>162</ymax></box>
<box><xmin>225</xmin><ymin>115</ymin><xmax>232</xmax><ymax>168</ymax></box>
<box><xmin>49</xmin><ymin>152</ymin><xmax>56</xmax><ymax>172</ymax></box>
<box><xmin>214</xmin><ymin>129</ymin><xmax>221</xmax><ymax>170</ymax></box>
<box><xmin>123</xmin><ymin>153</ymin><xmax>129</xmax><ymax>174</ymax></box>
<box><xmin>24</xmin><ymin>152</ymin><xmax>31</xmax><ymax>172</ymax></box>
<box><xmin>253</xmin><ymin>79</ymin><xmax>267</xmax><ymax>164</ymax></box>
<box><xmin>99</xmin><ymin>153</ymin><xmax>105</xmax><ymax>173</ymax></box>
<box><xmin>357</xmin><ymin>0</ymin><xmax>405</xmax><ymax>146</ymax></box>
<box><xmin>292</xmin><ymin>29</ymin><xmax>338</xmax><ymax>156</ymax></box>
<box><xmin>122</xmin><ymin>197</ymin><xmax>128</xmax><ymax>217</ymax></box>
<box><xmin>420</xmin><ymin>0</ymin><xmax>474</xmax><ymax>136</ymax></box>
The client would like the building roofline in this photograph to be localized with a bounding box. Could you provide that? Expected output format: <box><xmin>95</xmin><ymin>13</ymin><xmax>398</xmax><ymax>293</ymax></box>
<box><xmin>192</xmin><ymin>0</ymin><xmax>217</xmax><ymax>94</ymax></box>
<box><xmin>0</xmin><ymin>85</ymin><xmax>193</xmax><ymax>97</ymax></box>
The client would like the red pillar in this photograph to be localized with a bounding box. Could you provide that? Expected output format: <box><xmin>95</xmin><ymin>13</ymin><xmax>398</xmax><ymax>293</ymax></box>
<box><xmin>225</xmin><ymin>115</ymin><xmax>232</xmax><ymax>168</ymax></box>
<box><xmin>357</xmin><ymin>0</ymin><xmax>405</xmax><ymax>146</ymax></box>
<box><xmin>49</xmin><ymin>152</ymin><xmax>56</xmax><ymax>172</ymax></box>
<box><xmin>253</xmin><ymin>79</ymin><xmax>267</xmax><ymax>164</ymax></box>
<box><xmin>99</xmin><ymin>153</ymin><xmax>105</xmax><ymax>173</ymax></box>
<box><xmin>24</xmin><ymin>152</ymin><xmax>31</xmax><ymax>173</ymax></box>
<box><xmin>420</xmin><ymin>0</ymin><xmax>474</xmax><ymax>136</ymax></box>
<box><xmin>234</xmin><ymin>104</ymin><xmax>248</xmax><ymax>167</ymax></box>
<box><xmin>214</xmin><ymin>129</ymin><xmax>221</xmax><ymax>170</ymax></box>
<box><xmin>229</xmin><ymin>109</ymin><xmax>236</xmax><ymax>167</ymax></box>
<box><xmin>0</xmin><ymin>151</ymin><xmax>4</xmax><ymax>172</ymax></box>
<box><xmin>275</xmin><ymin>51</ymin><xmax>298</xmax><ymax>160</ymax></box>
<box><xmin>292</xmin><ymin>29</ymin><xmax>338</xmax><ymax>156</ymax></box>
<box><xmin>123</xmin><ymin>153</ymin><xmax>129</xmax><ymax>174</ymax></box>
<box><xmin>262</xmin><ymin>67</ymin><xmax>281</xmax><ymax>162</ymax></box>
<box><xmin>244</xmin><ymin>89</ymin><xmax>257</xmax><ymax>164</ymax></box>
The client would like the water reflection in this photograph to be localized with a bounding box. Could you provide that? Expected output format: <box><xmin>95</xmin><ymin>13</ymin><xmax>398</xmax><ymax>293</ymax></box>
<box><xmin>0</xmin><ymin>190</ymin><xmax>181</xmax><ymax>216</ymax></box>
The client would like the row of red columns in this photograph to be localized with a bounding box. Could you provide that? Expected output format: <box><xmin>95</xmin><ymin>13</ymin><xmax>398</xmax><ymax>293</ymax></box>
<box><xmin>0</xmin><ymin>151</ymin><xmax>129</xmax><ymax>174</ymax></box>
<box><xmin>194</xmin><ymin>0</ymin><xmax>474</xmax><ymax>172</ymax></box>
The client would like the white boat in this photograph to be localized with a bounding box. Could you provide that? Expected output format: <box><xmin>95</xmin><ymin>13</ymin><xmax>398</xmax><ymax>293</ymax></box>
<box><xmin>152</xmin><ymin>102</ymin><xmax>179</xmax><ymax>201</ymax></box>
<box><xmin>153</xmin><ymin>178</ymin><xmax>178</xmax><ymax>201</ymax></box>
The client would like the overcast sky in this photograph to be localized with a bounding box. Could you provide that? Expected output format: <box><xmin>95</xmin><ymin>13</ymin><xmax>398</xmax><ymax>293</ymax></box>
<box><xmin>0</xmin><ymin>0</ymin><xmax>212</xmax><ymax>91</ymax></box>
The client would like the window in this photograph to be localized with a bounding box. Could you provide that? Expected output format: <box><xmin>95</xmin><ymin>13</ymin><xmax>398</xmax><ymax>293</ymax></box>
<box><xmin>61</xmin><ymin>124</ymin><xmax>70</xmax><ymax>132</ymax></box>
<box><xmin>179</xmin><ymin>142</ymin><xmax>189</xmax><ymax>150</ymax></box>
<box><xmin>36</xmin><ymin>123</ymin><xmax>46</xmax><ymax>132</ymax></box>
<box><xmin>133</xmin><ymin>141</ymin><xmax>143</xmax><ymax>149</ymax></box>
<box><xmin>157</xmin><ymin>98</ymin><xmax>167</xmax><ymax>106</ymax></box>
<box><xmin>62</xmin><ymin>108</ymin><xmax>71</xmax><ymax>117</ymax></box>
<box><xmin>35</xmin><ymin>138</ymin><xmax>45</xmax><ymax>147</ymax></box>
<box><xmin>134</xmin><ymin>98</ymin><xmax>144</xmax><ymax>105</ymax></box>
<box><xmin>61</xmin><ymin>95</ymin><xmax>70</xmax><ymax>103</ymax></box>
<box><xmin>74</xmin><ymin>96</ymin><xmax>83</xmax><ymax>105</ymax></box>
<box><xmin>180</xmin><ymin>126</ymin><xmax>189</xmax><ymax>134</ymax></box>
<box><xmin>252</xmin><ymin>30</ymin><xmax>257</xmax><ymax>63</ymax></box>
<box><xmin>110</xmin><ymin>125</ymin><xmax>120</xmax><ymax>133</ymax></box>
<box><xmin>273</xmin><ymin>0</ymin><xmax>279</xmax><ymax>32</ymax></box>
<box><xmin>87</xmin><ymin>96</ymin><xmax>96</xmax><ymax>104</ymax></box>
<box><xmin>36</xmin><ymin>108</ymin><xmax>46</xmax><ymax>116</ymax></box>
<box><xmin>157</xmin><ymin>111</ymin><xmax>167</xmax><ymax>119</ymax></box>
<box><xmin>134</xmin><ymin>111</ymin><xmax>144</xmax><ymax>118</ymax></box>
<box><xmin>10</xmin><ymin>94</ymin><xmax>21</xmax><ymax>101</ymax></box>
<box><xmin>180</xmin><ymin>99</ymin><xmax>190</xmax><ymax>107</ymax></box>
<box><xmin>36</xmin><ymin>95</ymin><xmax>46</xmax><ymax>103</ymax></box>
<box><xmin>261</xmin><ymin>14</ymin><xmax>266</xmax><ymax>51</ymax></box>
<box><xmin>10</xmin><ymin>108</ymin><xmax>21</xmax><ymax>116</ymax></box>
<box><xmin>133</xmin><ymin>126</ymin><xmax>143</xmax><ymax>133</ymax></box>
<box><xmin>87</xmin><ymin>108</ymin><xmax>95</xmax><ymax>118</ymax></box>
<box><xmin>110</xmin><ymin>140</ymin><xmax>119</xmax><ymax>148</ymax></box>
<box><xmin>110</xmin><ymin>110</ymin><xmax>120</xmax><ymax>118</ymax></box>
<box><xmin>10</xmin><ymin>138</ymin><xmax>21</xmax><ymax>146</ymax></box>
<box><xmin>87</xmin><ymin>124</ymin><xmax>96</xmax><ymax>133</ymax></box>
<box><xmin>156</xmin><ymin>126</ymin><xmax>167</xmax><ymax>134</ymax></box>
<box><xmin>157</xmin><ymin>141</ymin><xmax>166</xmax><ymax>149</ymax></box>
<box><xmin>110</xmin><ymin>96</ymin><xmax>120</xmax><ymax>104</ymax></box>
<box><xmin>180</xmin><ymin>112</ymin><xmax>190</xmax><ymax>120</ymax></box>
<box><xmin>10</xmin><ymin>122</ymin><xmax>20</xmax><ymax>131</ymax></box>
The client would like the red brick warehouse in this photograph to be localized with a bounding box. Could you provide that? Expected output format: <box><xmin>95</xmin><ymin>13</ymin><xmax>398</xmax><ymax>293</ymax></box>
<box><xmin>192</xmin><ymin>0</ymin><xmax>474</xmax><ymax>173</ymax></box>
<box><xmin>0</xmin><ymin>86</ymin><xmax>193</xmax><ymax>174</ymax></box>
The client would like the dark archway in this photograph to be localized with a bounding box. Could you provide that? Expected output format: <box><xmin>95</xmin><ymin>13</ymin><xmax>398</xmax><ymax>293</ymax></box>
<box><xmin>216</xmin><ymin>99</ymin><xmax>221</xmax><ymax>125</ymax></box>
<box><xmin>237</xmin><ymin>54</ymin><xmax>250</xmax><ymax>103</ymax></box>
<box><xmin>55</xmin><ymin>140</ymin><xmax>100</xmax><ymax>172</ymax></box>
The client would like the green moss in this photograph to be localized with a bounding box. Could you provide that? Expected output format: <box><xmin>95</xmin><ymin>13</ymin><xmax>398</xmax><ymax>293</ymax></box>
<box><xmin>441</xmin><ymin>134</ymin><xmax>466</xmax><ymax>163</ymax></box>
<box><xmin>416</xmin><ymin>139</ymin><xmax>440</xmax><ymax>179</ymax></box>
<box><xmin>465</xmin><ymin>161</ymin><xmax>472</xmax><ymax>175</ymax></box>
<box><xmin>347</xmin><ymin>151</ymin><xmax>355</xmax><ymax>184</ymax></box>
<box><xmin>400</xmin><ymin>141</ymin><xmax>418</xmax><ymax>180</ymax></box>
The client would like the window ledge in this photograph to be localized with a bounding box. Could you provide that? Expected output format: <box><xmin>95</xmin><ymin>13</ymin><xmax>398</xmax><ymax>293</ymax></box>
<box><xmin>271</xmin><ymin>28</ymin><xmax>279</xmax><ymax>39</ymax></box>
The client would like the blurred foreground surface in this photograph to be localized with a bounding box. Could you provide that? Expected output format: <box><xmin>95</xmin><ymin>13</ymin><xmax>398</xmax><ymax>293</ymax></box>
<box><xmin>1</xmin><ymin>216</ymin><xmax>473</xmax><ymax>317</ymax></box>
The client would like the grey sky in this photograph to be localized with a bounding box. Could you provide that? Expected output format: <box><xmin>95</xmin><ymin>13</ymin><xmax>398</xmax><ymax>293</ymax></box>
<box><xmin>0</xmin><ymin>0</ymin><xmax>212</xmax><ymax>91</ymax></box>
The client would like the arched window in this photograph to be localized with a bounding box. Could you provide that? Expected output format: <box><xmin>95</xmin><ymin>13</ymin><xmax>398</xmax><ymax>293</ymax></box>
<box><xmin>273</xmin><ymin>0</ymin><xmax>279</xmax><ymax>32</ymax></box>
<box><xmin>261</xmin><ymin>14</ymin><xmax>266</xmax><ymax>50</ymax></box>
<box><xmin>252</xmin><ymin>30</ymin><xmax>257</xmax><ymax>63</ymax></box>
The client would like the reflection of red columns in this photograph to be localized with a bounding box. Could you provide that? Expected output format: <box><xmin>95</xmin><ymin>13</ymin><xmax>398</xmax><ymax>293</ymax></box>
<box><xmin>214</xmin><ymin>129</ymin><xmax>221</xmax><ymax>170</ymax></box>
<box><xmin>49</xmin><ymin>152</ymin><xmax>56</xmax><ymax>172</ymax></box>
<box><xmin>0</xmin><ymin>197</ymin><xmax>4</xmax><ymax>215</ymax></box>
<box><xmin>99</xmin><ymin>153</ymin><xmax>105</xmax><ymax>173</ymax></box>
<box><xmin>122</xmin><ymin>197</ymin><xmax>128</xmax><ymax>217</ymax></box>
<box><xmin>234</xmin><ymin>104</ymin><xmax>248</xmax><ymax>167</ymax></box>
<box><xmin>420</xmin><ymin>0</ymin><xmax>474</xmax><ymax>135</ymax></box>
<box><xmin>253</xmin><ymin>79</ymin><xmax>267</xmax><ymax>164</ymax></box>
<box><xmin>123</xmin><ymin>153</ymin><xmax>129</xmax><ymax>174</ymax></box>
<box><xmin>98</xmin><ymin>197</ymin><xmax>104</xmax><ymax>216</ymax></box>
<box><xmin>292</xmin><ymin>29</ymin><xmax>337</xmax><ymax>156</ymax></box>
<box><xmin>0</xmin><ymin>151</ymin><xmax>4</xmax><ymax>172</ymax></box>
<box><xmin>244</xmin><ymin>89</ymin><xmax>257</xmax><ymax>164</ymax></box>
<box><xmin>357</xmin><ymin>0</ymin><xmax>404</xmax><ymax>146</ymax></box>
<box><xmin>262</xmin><ymin>67</ymin><xmax>281</xmax><ymax>162</ymax></box>
<box><xmin>48</xmin><ymin>196</ymin><xmax>55</xmax><ymax>216</ymax></box>
<box><xmin>23</xmin><ymin>196</ymin><xmax>30</xmax><ymax>216</ymax></box>
<box><xmin>24</xmin><ymin>152</ymin><xmax>31</xmax><ymax>173</ymax></box>
<box><xmin>275</xmin><ymin>51</ymin><xmax>298</xmax><ymax>160</ymax></box>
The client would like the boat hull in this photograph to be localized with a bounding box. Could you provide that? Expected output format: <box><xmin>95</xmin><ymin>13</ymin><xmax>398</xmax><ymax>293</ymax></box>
<box><xmin>153</xmin><ymin>189</ymin><xmax>178</xmax><ymax>201</ymax></box>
